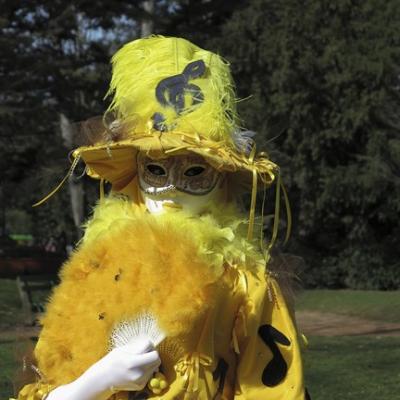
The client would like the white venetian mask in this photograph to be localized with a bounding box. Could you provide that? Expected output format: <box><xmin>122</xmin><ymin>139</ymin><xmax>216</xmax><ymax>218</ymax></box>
<box><xmin>137</xmin><ymin>153</ymin><xmax>223</xmax><ymax>214</ymax></box>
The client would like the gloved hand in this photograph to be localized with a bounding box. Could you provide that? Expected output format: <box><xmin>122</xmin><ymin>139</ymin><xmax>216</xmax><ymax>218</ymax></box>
<box><xmin>46</xmin><ymin>338</ymin><xmax>161</xmax><ymax>400</ymax></box>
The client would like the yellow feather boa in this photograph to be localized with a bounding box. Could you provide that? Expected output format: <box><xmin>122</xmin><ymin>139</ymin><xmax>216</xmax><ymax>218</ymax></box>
<box><xmin>34</xmin><ymin>197</ymin><xmax>264</xmax><ymax>387</ymax></box>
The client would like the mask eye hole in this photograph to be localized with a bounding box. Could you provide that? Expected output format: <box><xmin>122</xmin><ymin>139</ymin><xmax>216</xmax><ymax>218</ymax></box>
<box><xmin>184</xmin><ymin>166</ymin><xmax>205</xmax><ymax>177</ymax></box>
<box><xmin>146</xmin><ymin>164</ymin><xmax>166</xmax><ymax>176</ymax></box>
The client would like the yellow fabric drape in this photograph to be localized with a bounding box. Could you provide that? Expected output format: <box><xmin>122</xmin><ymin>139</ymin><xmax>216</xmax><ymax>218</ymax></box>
<box><xmin>175</xmin><ymin>353</ymin><xmax>213</xmax><ymax>393</ymax></box>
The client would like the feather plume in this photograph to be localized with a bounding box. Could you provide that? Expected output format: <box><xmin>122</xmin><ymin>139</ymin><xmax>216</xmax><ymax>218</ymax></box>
<box><xmin>107</xmin><ymin>36</ymin><xmax>239</xmax><ymax>143</ymax></box>
<box><xmin>232</xmin><ymin>130</ymin><xmax>256</xmax><ymax>156</ymax></box>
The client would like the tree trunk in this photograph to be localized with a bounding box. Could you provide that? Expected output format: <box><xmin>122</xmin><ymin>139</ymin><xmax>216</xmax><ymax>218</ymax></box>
<box><xmin>141</xmin><ymin>0</ymin><xmax>154</xmax><ymax>37</ymax></box>
<box><xmin>60</xmin><ymin>113</ymin><xmax>84</xmax><ymax>233</ymax></box>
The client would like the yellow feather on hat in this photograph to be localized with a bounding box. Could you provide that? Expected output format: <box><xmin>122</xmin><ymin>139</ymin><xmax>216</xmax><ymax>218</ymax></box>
<box><xmin>107</xmin><ymin>36</ymin><xmax>239</xmax><ymax>142</ymax></box>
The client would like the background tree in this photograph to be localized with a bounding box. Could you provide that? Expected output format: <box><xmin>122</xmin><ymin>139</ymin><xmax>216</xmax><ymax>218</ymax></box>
<box><xmin>210</xmin><ymin>0</ymin><xmax>400</xmax><ymax>289</ymax></box>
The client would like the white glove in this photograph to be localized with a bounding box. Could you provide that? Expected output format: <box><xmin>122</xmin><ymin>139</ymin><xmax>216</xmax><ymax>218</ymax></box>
<box><xmin>46</xmin><ymin>338</ymin><xmax>161</xmax><ymax>400</ymax></box>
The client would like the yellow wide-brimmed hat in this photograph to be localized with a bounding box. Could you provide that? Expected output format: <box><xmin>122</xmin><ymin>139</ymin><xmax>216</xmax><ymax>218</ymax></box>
<box><xmin>71</xmin><ymin>36</ymin><xmax>278</xmax><ymax>192</ymax></box>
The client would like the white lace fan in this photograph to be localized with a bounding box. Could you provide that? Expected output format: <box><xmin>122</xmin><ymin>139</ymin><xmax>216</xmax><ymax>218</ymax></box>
<box><xmin>109</xmin><ymin>312</ymin><xmax>166</xmax><ymax>349</ymax></box>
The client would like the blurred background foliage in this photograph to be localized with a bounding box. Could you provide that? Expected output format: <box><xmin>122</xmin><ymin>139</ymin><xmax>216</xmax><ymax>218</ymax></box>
<box><xmin>1</xmin><ymin>0</ymin><xmax>399</xmax><ymax>289</ymax></box>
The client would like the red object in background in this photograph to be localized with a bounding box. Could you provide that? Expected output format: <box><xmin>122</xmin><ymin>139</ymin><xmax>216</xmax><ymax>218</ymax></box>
<box><xmin>0</xmin><ymin>236</ymin><xmax>65</xmax><ymax>277</ymax></box>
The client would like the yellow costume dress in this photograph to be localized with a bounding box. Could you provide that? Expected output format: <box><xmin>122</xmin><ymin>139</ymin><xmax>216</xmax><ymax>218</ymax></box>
<box><xmin>14</xmin><ymin>36</ymin><xmax>307</xmax><ymax>399</ymax></box>
<box><xmin>16</xmin><ymin>198</ymin><xmax>305</xmax><ymax>400</ymax></box>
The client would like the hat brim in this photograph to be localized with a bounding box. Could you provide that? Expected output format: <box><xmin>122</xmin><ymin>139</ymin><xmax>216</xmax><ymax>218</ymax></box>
<box><xmin>74</xmin><ymin>132</ymin><xmax>278</xmax><ymax>192</ymax></box>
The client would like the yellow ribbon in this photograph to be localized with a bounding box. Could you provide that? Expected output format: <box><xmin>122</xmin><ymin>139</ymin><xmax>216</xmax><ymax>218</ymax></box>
<box><xmin>280</xmin><ymin>180</ymin><xmax>292</xmax><ymax>245</ymax></box>
<box><xmin>260</xmin><ymin>180</ymin><xmax>268</xmax><ymax>257</ymax></box>
<box><xmin>232</xmin><ymin>301</ymin><xmax>251</xmax><ymax>355</ymax></box>
<box><xmin>15</xmin><ymin>382</ymin><xmax>55</xmax><ymax>400</ymax></box>
<box><xmin>225</xmin><ymin>262</ymin><xmax>249</xmax><ymax>294</ymax></box>
<box><xmin>99</xmin><ymin>178</ymin><xmax>105</xmax><ymax>201</ymax></box>
<box><xmin>231</xmin><ymin>271</ymin><xmax>251</xmax><ymax>354</ymax></box>
<box><xmin>164</xmin><ymin>144</ymin><xmax>190</xmax><ymax>154</ymax></box>
<box><xmin>32</xmin><ymin>155</ymin><xmax>81</xmax><ymax>207</ymax></box>
<box><xmin>175</xmin><ymin>352</ymin><xmax>213</xmax><ymax>393</ymax></box>
<box><xmin>264</xmin><ymin>173</ymin><xmax>292</xmax><ymax>252</ymax></box>
<box><xmin>267</xmin><ymin>172</ymin><xmax>281</xmax><ymax>250</ymax></box>
<box><xmin>232</xmin><ymin>329</ymin><xmax>240</xmax><ymax>354</ymax></box>
<box><xmin>247</xmin><ymin>145</ymin><xmax>258</xmax><ymax>241</ymax></box>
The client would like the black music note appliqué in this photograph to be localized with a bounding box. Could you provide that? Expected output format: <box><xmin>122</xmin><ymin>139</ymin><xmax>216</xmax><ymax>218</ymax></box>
<box><xmin>152</xmin><ymin>60</ymin><xmax>206</xmax><ymax>131</ymax></box>
<box><xmin>258</xmin><ymin>324</ymin><xmax>291</xmax><ymax>387</ymax></box>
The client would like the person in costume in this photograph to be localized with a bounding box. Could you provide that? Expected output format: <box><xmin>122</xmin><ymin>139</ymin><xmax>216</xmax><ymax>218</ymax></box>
<box><xmin>14</xmin><ymin>36</ymin><xmax>307</xmax><ymax>400</ymax></box>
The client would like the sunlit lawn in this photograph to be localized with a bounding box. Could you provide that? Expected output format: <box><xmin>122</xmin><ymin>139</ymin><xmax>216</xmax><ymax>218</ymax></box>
<box><xmin>304</xmin><ymin>335</ymin><xmax>400</xmax><ymax>400</ymax></box>
<box><xmin>297</xmin><ymin>289</ymin><xmax>400</xmax><ymax>323</ymax></box>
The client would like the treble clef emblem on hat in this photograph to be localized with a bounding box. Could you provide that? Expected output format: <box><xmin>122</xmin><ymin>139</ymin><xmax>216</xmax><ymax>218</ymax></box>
<box><xmin>152</xmin><ymin>60</ymin><xmax>206</xmax><ymax>131</ymax></box>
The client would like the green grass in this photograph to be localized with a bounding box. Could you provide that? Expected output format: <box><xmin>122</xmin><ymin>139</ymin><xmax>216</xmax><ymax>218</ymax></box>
<box><xmin>297</xmin><ymin>289</ymin><xmax>400</xmax><ymax>323</ymax></box>
<box><xmin>0</xmin><ymin>280</ymin><xmax>24</xmax><ymax>327</ymax></box>
<box><xmin>0</xmin><ymin>279</ymin><xmax>53</xmax><ymax>327</ymax></box>
<box><xmin>0</xmin><ymin>339</ymin><xmax>24</xmax><ymax>399</ymax></box>
<box><xmin>304</xmin><ymin>335</ymin><xmax>400</xmax><ymax>400</ymax></box>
